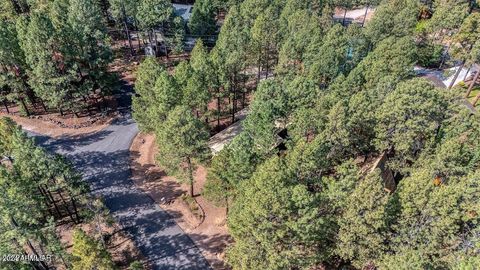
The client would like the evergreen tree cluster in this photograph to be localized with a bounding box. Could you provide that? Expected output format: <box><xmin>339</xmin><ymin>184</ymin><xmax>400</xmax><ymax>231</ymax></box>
<box><xmin>0</xmin><ymin>0</ymin><xmax>114</xmax><ymax>116</ymax></box>
<box><xmin>128</xmin><ymin>0</ymin><xmax>480</xmax><ymax>268</ymax></box>
<box><xmin>0</xmin><ymin>117</ymin><xmax>89</xmax><ymax>269</ymax></box>
<box><xmin>108</xmin><ymin>0</ymin><xmax>189</xmax><ymax>56</ymax></box>
<box><xmin>132</xmin><ymin>41</ymin><xmax>213</xmax><ymax>197</ymax></box>
<box><xmin>196</xmin><ymin>0</ymin><xmax>480</xmax><ymax>269</ymax></box>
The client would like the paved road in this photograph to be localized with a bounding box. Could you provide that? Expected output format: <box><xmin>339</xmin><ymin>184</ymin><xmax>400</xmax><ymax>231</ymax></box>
<box><xmin>32</xmin><ymin>82</ymin><xmax>211</xmax><ymax>270</ymax></box>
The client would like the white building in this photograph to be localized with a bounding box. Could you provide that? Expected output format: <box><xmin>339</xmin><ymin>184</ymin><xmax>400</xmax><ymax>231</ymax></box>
<box><xmin>172</xmin><ymin>3</ymin><xmax>193</xmax><ymax>22</ymax></box>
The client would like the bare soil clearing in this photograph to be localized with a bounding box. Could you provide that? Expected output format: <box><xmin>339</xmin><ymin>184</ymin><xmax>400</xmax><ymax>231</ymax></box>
<box><xmin>130</xmin><ymin>133</ymin><xmax>232</xmax><ymax>270</ymax></box>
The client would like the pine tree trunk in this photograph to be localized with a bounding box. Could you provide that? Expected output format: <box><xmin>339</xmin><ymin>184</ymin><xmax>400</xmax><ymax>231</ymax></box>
<box><xmin>217</xmin><ymin>93</ymin><xmax>221</xmax><ymax>128</ymax></box>
<box><xmin>242</xmin><ymin>68</ymin><xmax>247</xmax><ymax>108</ymax></box>
<box><xmin>47</xmin><ymin>188</ymin><xmax>62</xmax><ymax>218</ymax></box>
<box><xmin>57</xmin><ymin>189</ymin><xmax>77</xmax><ymax>224</ymax></box>
<box><xmin>26</xmin><ymin>93</ymin><xmax>35</xmax><ymax>107</ymax></box>
<box><xmin>465</xmin><ymin>68</ymin><xmax>480</xmax><ymax>98</ymax></box>
<box><xmin>137</xmin><ymin>31</ymin><xmax>142</xmax><ymax>52</ymax></box>
<box><xmin>472</xmin><ymin>92</ymin><xmax>480</xmax><ymax>106</ymax></box>
<box><xmin>187</xmin><ymin>157</ymin><xmax>194</xmax><ymax>197</ymax></box>
<box><xmin>122</xmin><ymin>5</ymin><xmax>134</xmax><ymax>56</ymax></box>
<box><xmin>3</xmin><ymin>100</ymin><xmax>9</xmax><ymax>113</ymax></box>
<box><xmin>448</xmin><ymin>61</ymin><xmax>465</xmax><ymax>90</ymax></box>
<box><xmin>342</xmin><ymin>9</ymin><xmax>347</xmax><ymax>26</ymax></box>
<box><xmin>225</xmin><ymin>196</ymin><xmax>229</xmax><ymax>217</ymax></box>
<box><xmin>265</xmin><ymin>51</ymin><xmax>269</xmax><ymax>79</ymax></box>
<box><xmin>162</xmin><ymin>23</ymin><xmax>169</xmax><ymax>59</ymax></box>
<box><xmin>163</xmin><ymin>38</ymin><xmax>169</xmax><ymax>58</ymax></box>
<box><xmin>242</xmin><ymin>91</ymin><xmax>246</xmax><ymax>108</ymax></box>
<box><xmin>12</xmin><ymin>238</ymin><xmax>42</xmax><ymax>270</ymax></box>
<box><xmin>231</xmin><ymin>76</ymin><xmax>236</xmax><ymax>124</ymax></box>
<box><xmin>27</xmin><ymin>240</ymin><xmax>49</xmax><ymax>269</ymax></box>
<box><xmin>257</xmin><ymin>57</ymin><xmax>261</xmax><ymax>85</ymax></box>
<box><xmin>38</xmin><ymin>186</ymin><xmax>53</xmax><ymax>203</ymax></box>
<box><xmin>154</xmin><ymin>29</ymin><xmax>159</xmax><ymax>56</ymax></box>
<box><xmin>362</xmin><ymin>5</ymin><xmax>369</xmax><ymax>27</ymax></box>
<box><xmin>147</xmin><ymin>30</ymin><xmax>153</xmax><ymax>50</ymax></box>
<box><xmin>71</xmin><ymin>197</ymin><xmax>80</xmax><ymax>222</ymax></box>
<box><xmin>439</xmin><ymin>45</ymin><xmax>450</xmax><ymax>69</ymax></box>
<box><xmin>20</xmin><ymin>98</ymin><xmax>29</xmax><ymax>116</ymax></box>
<box><xmin>40</xmin><ymin>99</ymin><xmax>47</xmax><ymax>113</ymax></box>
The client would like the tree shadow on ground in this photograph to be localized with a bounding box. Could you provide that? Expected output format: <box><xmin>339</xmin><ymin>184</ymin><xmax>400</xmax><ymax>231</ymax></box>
<box><xmin>129</xmin><ymin>149</ymin><xmax>184</xmax><ymax>205</ymax></box>
<box><xmin>32</xmin><ymin>129</ymin><xmax>114</xmax><ymax>152</ymax></box>
<box><xmin>66</xmin><ymin>149</ymin><xmax>211</xmax><ymax>269</ymax></box>
<box><xmin>189</xmin><ymin>232</ymin><xmax>232</xmax><ymax>270</ymax></box>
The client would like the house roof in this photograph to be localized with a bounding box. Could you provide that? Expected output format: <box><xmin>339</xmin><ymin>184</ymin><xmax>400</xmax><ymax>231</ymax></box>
<box><xmin>172</xmin><ymin>4</ymin><xmax>193</xmax><ymax>21</ymax></box>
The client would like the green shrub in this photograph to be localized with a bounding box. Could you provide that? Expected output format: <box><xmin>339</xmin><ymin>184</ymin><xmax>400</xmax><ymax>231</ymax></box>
<box><xmin>416</xmin><ymin>41</ymin><xmax>444</xmax><ymax>68</ymax></box>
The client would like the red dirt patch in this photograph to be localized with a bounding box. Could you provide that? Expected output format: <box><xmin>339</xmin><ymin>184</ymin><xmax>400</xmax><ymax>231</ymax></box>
<box><xmin>0</xmin><ymin>112</ymin><xmax>114</xmax><ymax>138</ymax></box>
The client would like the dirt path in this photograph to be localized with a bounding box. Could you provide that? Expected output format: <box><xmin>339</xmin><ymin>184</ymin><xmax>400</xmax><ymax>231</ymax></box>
<box><xmin>130</xmin><ymin>133</ymin><xmax>232</xmax><ymax>270</ymax></box>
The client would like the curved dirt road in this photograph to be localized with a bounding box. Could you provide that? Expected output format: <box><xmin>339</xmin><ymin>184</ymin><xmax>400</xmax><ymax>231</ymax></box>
<box><xmin>32</xmin><ymin>82</ymin><xmax>211</xmax><ymax>270</ymax></box>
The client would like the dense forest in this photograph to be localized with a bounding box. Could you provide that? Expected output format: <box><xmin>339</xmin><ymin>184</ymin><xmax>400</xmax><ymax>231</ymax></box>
<box><xmin>132</xmin><ymin>0</ymin><xmax>480</xmax><ymax>269</ymax></box>
<box><xmin>0</xmin><ymin>117</ymin><xmax>120</xmax><ymax>269</ymax></box>
<box><xmin>1</xmin><ymin>0</ymin><xmax>480</xmax><ymax>269</ymax></box>
<box><xmin>0</xmin><ymin>0</ymin><xmax>117</xmax><ymax>116</ymax></box>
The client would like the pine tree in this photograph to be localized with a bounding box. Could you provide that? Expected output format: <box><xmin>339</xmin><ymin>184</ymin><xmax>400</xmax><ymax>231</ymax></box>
<box><xmin>242</xmin><ymin>80</ymin><xmax>288</xmax><ymax>156</ymax></box>
<box><xmin>72</xmin><ymin>229</ymin><xmax>115</xmax><ymax>270</ymax></box>
<box><xmin>108</xmin><ymin>0</ymin><xmax>139</xmax><ymax>54</ymax></box>
<box><xmin>277</xmin><ymin>10</ymin><xmax>322</xmax><ymax>74</ymax></box>
<box><xmin>388</xmin><ymin>167</ymin><xmax>480</xmax><ymax>268</ymax></box>
<box><xmin>427</xmin><ymin>0</ymin><xmax>469</xmax><ymax>39</ymax></box>
<box><xmin>188</xmin><ymin>0</ymin><xmax>217</xmax><ymax>39</ymax></box>
<box><xmin>15</xmin><ymin>0</ymin><xmax>113</xmax><ymax>114</ymax></box>
<box><xmin>250</xmin><ymin>6</ymin><xmax>280</xmax><ymax>81</ymax></box>
<box><xmin>165</xmin><ymin>15</ymin><xmax>185</xmax><ymax>55</ymax></box>
<box><xmin>155</xmin><ymin>106</ymin><xmax>210</xmax><ymax>197</ymax></box>
<box><xmin>374</xmin><ymin>78</ymin><xmax>449</xmax><ymax>171</ymax></box>
<box><xmin>0</xmin><ymin>20</ymin><xmax>31</xmax><ymax>115</ymax></box>
<box><xmin>132</xmin><ymin>57</ymin><xmax>164</xmax><ymax>131</ymax></box>
<box><xmin>68</xmin><ymin>0</ymin><xmax>113</xmax><ymax>96</ymax></box>
<box><xmin>364</xmin><ymin>0</ymin><xmax>418</xmax><ymax>45</ymax></box>
<box><xmin>136</xmin><ymin>0</ymin><xmax>174</xmax><ymax>55</ymax></box>
<box><xmin>136</xmin><ymin>0</ymin><xmax>172</xmax><ymax>30</ymax></box>
<box><xmin>336</xmin><ymin>170</ymin><xmax>392</xmax><ymax>268</ymax></box>
<box><xmin>16</xmin><ymin>12</ymin><xmax>77</xmax><ymax>111</ymax></box>
<box><xmin>210</xmin><ymin>5</ymin><xmax>248</xmax><ymax>123</ymax></box>
<box><xmin>339</xmin><ymin>36</ymin><xmax>416</xmax><ymax>94</ymax></box>
<box><xmin>204</xmin><ymin>132</ymin><xmax>259</xmax><ymax>213</ymax></box>
<box><xmin>181</xmin><ymin>40</ymin><xmax>212</xmax><ymax>120</ymax></box>
<box><xmin>227</xmin><ymin>156</ymin><xmax>330</xmax><ymax>269</ymax></box>
<box><xmin>306</xmin><ymin>24</ymin><xmax>348</xmax><ymax>87</ymax></box>
<box><xmin>0</xmin><ymin>118</ymin><xmax>87</xmax><ymax>268</ymax></box>
<box><xmin>449</xmin><ymin>13</ymin><xmax>480</xmax><ymax>89</ymax></box>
